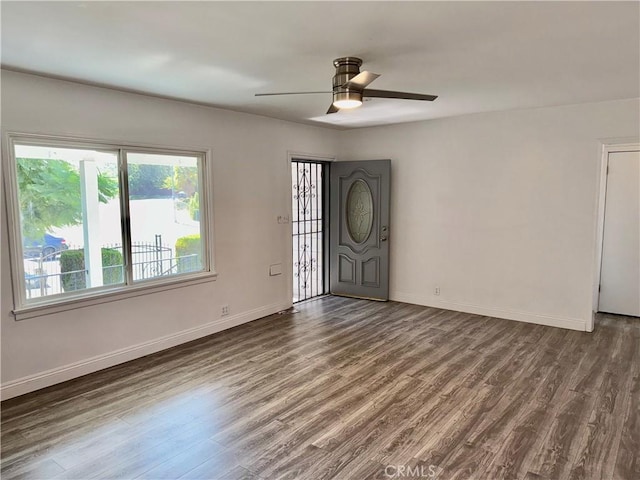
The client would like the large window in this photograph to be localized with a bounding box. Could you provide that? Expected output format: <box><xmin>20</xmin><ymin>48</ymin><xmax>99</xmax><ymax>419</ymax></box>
<box><xmin>6</xmin><ymin>135</ymin><xmax>212</xmax><ymax>313</ymax></box>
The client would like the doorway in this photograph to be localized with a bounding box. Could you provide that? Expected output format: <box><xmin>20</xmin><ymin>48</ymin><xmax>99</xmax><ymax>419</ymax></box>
<box><xmin>597</xmin><ymin>146</ymin><xmax>640</xmax><ymax>317</ymax></box>
<box><xmin>291</xmin><ymin>159</ymin><xmax>328</xmax><ymax>302</ymax></box>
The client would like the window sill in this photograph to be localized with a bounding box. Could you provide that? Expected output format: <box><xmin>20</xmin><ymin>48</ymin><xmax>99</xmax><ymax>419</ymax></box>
<box><xmin>12</xmin><ymin>272</ymin><xmax>218</xmax><ymax>321</ymax></box>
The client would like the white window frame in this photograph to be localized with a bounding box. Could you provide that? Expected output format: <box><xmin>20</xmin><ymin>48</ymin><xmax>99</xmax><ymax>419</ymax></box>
<box><xmin>3</xmin><ymin>133</ymin><xmax>216</xmax><ymax>320</ymax></box>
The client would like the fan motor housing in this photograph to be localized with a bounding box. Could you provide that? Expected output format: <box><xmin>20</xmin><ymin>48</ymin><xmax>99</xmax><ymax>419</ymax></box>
<box><xmin>332</xmin><ymin>57</ymin><xmax>362</xmax><ymax>90</ymax></box>
<box><xmin>332</xmin><ymin>57</ymin><xmax>364</xmax><ymax>106</ymax></box>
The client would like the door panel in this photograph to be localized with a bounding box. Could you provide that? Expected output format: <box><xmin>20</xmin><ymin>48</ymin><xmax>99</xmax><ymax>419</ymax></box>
<box><xmin>599</xmin><ymin>150</ymin><xmax>640</xmax><ymax>317</ymax></box>
<box><xmin>330</xmin><ymin>160</ymin><xmax>390</xmax><ymax>300</ymax></box>
<box><xmin>338</xmin><ymin>254</ymin><xmax>356</xmax><ymax>284</ymax></box>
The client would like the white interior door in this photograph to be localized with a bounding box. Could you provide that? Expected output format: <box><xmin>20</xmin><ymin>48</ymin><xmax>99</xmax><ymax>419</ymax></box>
<box><xmin>599</xmin><ymin>150</ymin><xmax>640</xmax><ymax>317</ymax></box>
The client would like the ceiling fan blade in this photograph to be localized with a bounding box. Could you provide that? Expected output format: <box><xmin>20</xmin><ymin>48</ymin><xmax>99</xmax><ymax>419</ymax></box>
<box><xmin>326</xmin><ymin>103</ymin><xmax>339</xmax><ymax>114</ymax></box>
<box><xmin>343</xmin><ymin>71</ymin><xmax>380</xmax><ymax>89</ymax></box>
<box><xmin>363</xmin><ymin>89</ymin><xmax>438</xmax><ymax>101</ymax></box>
<box><xmin>255</xmin><ymin>91</ymin><xmax>331</xmax><ymax>96</ymax></box>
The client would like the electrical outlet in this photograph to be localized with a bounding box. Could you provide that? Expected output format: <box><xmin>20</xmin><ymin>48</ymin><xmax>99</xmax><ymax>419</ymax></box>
<box><xmin>221</xmin><ymin>305</ymin><xmax>230</xmax><ymax>316</ymax></box>
<box><xmin>434</xmin><ymin>287</ymin><xmax>440</xmax><ymax>296</ymax></box>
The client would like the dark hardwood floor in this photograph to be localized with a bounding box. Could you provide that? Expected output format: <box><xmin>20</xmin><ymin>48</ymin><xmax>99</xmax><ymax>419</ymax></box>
<box><xmin>1</xmin><ymin>296</ymin><xmax>638</xmax><ymax>480</ymax></box>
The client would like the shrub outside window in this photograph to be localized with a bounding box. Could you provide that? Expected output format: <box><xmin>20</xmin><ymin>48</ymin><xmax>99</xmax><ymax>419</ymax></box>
<box><xmin>5</xmin><ymin>135</ymin><xmax>212</xmax><ymax>313</ymax></box>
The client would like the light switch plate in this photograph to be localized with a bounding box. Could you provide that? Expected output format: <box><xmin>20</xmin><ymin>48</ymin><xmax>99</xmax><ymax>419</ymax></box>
<box><xmin>270</xmin><ymin>263</ymin><xmax>283</xmax><ymax>276</ymax></box>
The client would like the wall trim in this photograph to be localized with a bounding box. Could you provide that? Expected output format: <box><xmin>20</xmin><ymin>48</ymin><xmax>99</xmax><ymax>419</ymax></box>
<box><xmin>392</xmin><ymin>292</ymin><xmax>587</xmax><ymax>332</ymax></box>
<box><xmin>0</xmin><ymin>301</ymin><xmax>290</xmax><ymax>400</ymax></box>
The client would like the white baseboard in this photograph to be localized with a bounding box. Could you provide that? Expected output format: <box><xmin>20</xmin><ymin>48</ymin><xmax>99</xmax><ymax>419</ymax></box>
<box><xmin>1</xmin><ymin>301</ymin><xmax>291</xmax><ymax>400</ymax></box>
<box><xmin>1</xmin><ymin>295</ymin><xmax>587</xmax><ymax>400</ymax></box>
<box><xmin>392</xmin><ymin>292</ymin><xmax>587</xmax><ymax>332</ymax></box>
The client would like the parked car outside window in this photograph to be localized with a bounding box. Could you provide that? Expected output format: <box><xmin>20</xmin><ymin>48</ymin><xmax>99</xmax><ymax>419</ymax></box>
<box><xmin>23</xmin><ymin>233</ymin><xmax>69</xmax><ymax>259</ymax></box>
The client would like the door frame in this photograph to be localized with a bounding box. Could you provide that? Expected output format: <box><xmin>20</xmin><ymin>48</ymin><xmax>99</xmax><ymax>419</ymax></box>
<box><xmin>592</xmin><ymin>141</ymin><xmax>640</xmax><ymax>329</ymax></box>
<box><xmin>286</xmin><ymin>151</ymin><xmax>335</xmax><ymax>304</ymax></box>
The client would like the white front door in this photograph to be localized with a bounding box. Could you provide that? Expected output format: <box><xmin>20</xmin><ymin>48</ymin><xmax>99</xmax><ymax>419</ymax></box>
<box><xmin>599</xmin><ymin>150</ymin><xmax>640</xmax><ymax>317</ymax></box>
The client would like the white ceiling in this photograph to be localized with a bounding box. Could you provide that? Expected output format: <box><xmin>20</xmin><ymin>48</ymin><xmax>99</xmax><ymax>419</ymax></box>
<box><xmin>2</xmin><ymin>1</ymin><xmax>639</xmax><ymax>129</ymax></box>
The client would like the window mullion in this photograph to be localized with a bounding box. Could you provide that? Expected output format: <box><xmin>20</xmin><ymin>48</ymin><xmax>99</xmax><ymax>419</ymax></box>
<box><xmin>197</xmin><ymin>155</ymin><xmax>210</xmax><ymax>272</ymax></box>
<box><xmin>118</xmin><ymin>150</ymin><xmax>134</xmax><ymax>285</ymax></box>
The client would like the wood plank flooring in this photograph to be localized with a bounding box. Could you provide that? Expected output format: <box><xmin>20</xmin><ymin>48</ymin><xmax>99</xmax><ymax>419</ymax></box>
<box><xmin>1</xmin><ymin>296</ymin><xmax>639</xmax><ymax>480</ymax></box>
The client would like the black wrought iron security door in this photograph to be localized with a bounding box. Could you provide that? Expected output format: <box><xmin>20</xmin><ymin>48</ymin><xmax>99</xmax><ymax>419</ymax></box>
<box><xmin>292</xmin><ymin>160</ymin><xmax>328</xmax><ymax>302</ymax></box>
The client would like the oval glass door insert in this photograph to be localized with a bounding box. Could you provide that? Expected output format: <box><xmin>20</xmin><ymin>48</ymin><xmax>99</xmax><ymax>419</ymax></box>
<box><xmin>346</xmin><ymin>179</ymin><xmax>374</xmax><ymax>243</ymax></box>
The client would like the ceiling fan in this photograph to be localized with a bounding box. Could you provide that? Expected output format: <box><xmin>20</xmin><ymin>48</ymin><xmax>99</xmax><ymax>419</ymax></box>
<box><xmin>255</xmin><ymin>57</ymin><xmax>438</xmax><ymax>114</ymax></box>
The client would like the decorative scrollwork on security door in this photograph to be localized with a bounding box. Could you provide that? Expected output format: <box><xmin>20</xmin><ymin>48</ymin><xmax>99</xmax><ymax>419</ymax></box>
<box><xmin>292</xmin><ymin>161</ymin><xmax>325</xmax><ymax>302</ymax></box>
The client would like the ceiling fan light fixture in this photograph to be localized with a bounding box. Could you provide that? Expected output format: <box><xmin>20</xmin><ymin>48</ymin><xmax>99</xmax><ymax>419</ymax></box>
<box><xmin>333</xmin><ymin>99</ymin><xmax>362</xmax><ymax>109</ymax></box>
<box><xmin>333</xmin><ymin>90</ymin><xmax>363</xmax><ymax>109</ymax></box>
<box><xmin>255</xmin><ymin>56</ymin><xmax>437</xmax><ymax>115</ymax></box>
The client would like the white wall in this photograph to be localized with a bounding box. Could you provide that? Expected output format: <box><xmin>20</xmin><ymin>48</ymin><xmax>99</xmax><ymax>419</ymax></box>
<box><xmin>2</xmin><ymin>69</ymin><xmax>638</xmax><ymax>399</ymax></box>
<box><xmin>0</xmin><ymin>70</ymin><xmax>337</xmax><ymax>399</ymax></box>
<box><xmin>337</xmin><ymin>99</ymin><xmax>640</xmax><ymax>331</ymax></box>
